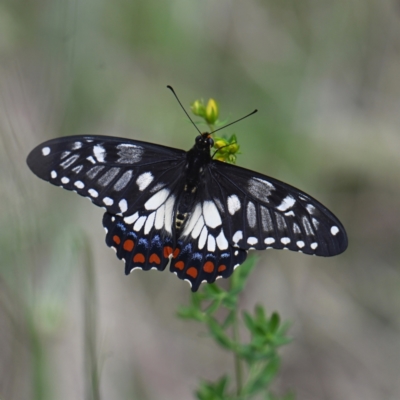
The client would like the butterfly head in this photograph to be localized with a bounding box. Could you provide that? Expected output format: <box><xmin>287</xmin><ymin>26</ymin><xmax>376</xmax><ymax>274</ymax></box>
<box><xmin>195</xmin><ymin>133</ymin><xmax>214</xmax><ymax>152</ymax></box>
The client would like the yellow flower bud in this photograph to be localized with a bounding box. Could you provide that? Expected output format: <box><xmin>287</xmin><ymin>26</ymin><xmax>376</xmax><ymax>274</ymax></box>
<box><xmin>191</xmin><ymin>100</ymin><xmax>205</xmax><ymax>117</ymax></box>
<box><xmin>214</xmin><ymin>139</ymin><xmax>227</xmax><ymax>149</ymax></box>
<box><xmin>205</xmin><ymin>98</ymin><xmax>219</xmax><ymax>124</ymax></box>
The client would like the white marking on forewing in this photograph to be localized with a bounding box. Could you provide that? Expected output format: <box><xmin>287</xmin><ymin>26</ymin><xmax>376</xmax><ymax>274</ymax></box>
<box><xmin>164</xmin><ymin>195</ymin><xmax>175</xmax><ymax>234</ymax></box>
<box><xmin>98</xmin><ymin>167</ymin><xmax>120</xmax><ymax>186</ymax></box>
<box><xmin>51</xmin><ymin>171</ymin><xmax>57</xmax><ymax>179</ymax></box>
<box><xmin>260</xmin><ymin>206</ymin><xmax>273</xmax><ymax>232</ymax></box>
<box><xmin>145</xmin><ymin>188</ymin><xmax>170</xmax><ymax>210</ymax></box>
<box><xmin>281</xmin><ymin>237</ymin><xmax>290</xmax><ymax>245</ymax></box>
<box><xmin>198</xmin><ymin>226</ymin><xmax>208</xmax><ymax>249</ymax></box>
<box><xmin>72</xmin><ymin>141</ymin><xmax>82</xmax><ymax>150</ymax></box>
<box><xmin>306</xmin><ymin>204</ymin><xmax>316</xmax><ymax>214</ymax></box>
<box><xmin>114</xmin><ymin>170</ymin><xmax>133</xmax><ymax>191</ymax></box>
<box><xmin>86</xmin><ymin>156</ymin><xmax>96</xmax><ymax>164</ymax></box>
<box><xmin>264</xmin><ymin>237</ymin><xmax>275</xmax><ymax>245</ymax></box>
<box><xmin>284</xmin><ymin>211</ymin><xmax>295</xmax><ymax>217</ymax></box>
<box><xmin>144</xmin><ymin>212</ymin><xmax>156</xmax><ymax>234</ymax></box>
<box><xmin>93</xmin><ymin>144</ymin><xmax>106</xmax><ymax>162</ymax></box>
<box><xmin>60</xmin><ymin>154</ymin><xmax>79</xmax><ymax>169</ymax></box>
<box><xmin>227</xmin><ymin>195</ymin><xmax>241</xmax><ymax>215</ymax></box>
<box><xmin>276</xmin><ymin>195</ymin><xmax>296</xmax><ymax>211</ymax></box>
<box><xmin>88</xmin><ymin>189</ymin><xmax>98</xmax><ymax>198</ymax></box>
<box><xmin>61</xmin><ymin>177</ymin><xmax>70</xmax><ymax>184</ymax></box>
<box><xmin>232</xmin><ymin>230</ymin><xmax>243</xmax><ymax>243</ymax></box>
<box><xmin>248</xmin><ymin>177</ymin><xmax>275</xmax><ymax>202</ymax></box>
<box><xmin>133</xmin><ymin>216</ymin><xmax>146</xmax><ymax>231</ymax></box>
<box><xmin>216</xmin><ymin>230</ymin><xmax>229</xmax><ymax>250</ymax></box>
<box><xmin>312</xmin><ymin>218</ymin><xmax>319</xmax><ymax>230</ymax></box>
<box><xmin>87</xmin><ymin>165</ymin><xmax>104</xmax><ymax>179</ymax></box>
<box><xmin>155</xmin><ymin>205</ymin><xmax>165</xmax><ymax>229</ymax></box>
<box><xmin>42</xmin><ymin>147</ymin><xmax>50</xmax><ymax>156</ymax></box>
<box><xmin>103</xmin><ymin>197</ymin><xmax>113</xmax><ymax>206</ymax></box>
<box><xmin>331</xmin><ymin>226</ymin><xmax>339</xmax><ymax>235</ymax></box>
<box><xmin>74</xmin><ymin>181</ymin><xmax>84</xmax><ymax>189</ymax></box>
<box><xmin>247</xmin><ymin>237</ymin><xmax>258</xmax><ymax>245</ymax></box>
<box><xmin>136</xmin><ymin>172</ymin><xmax>153</xmax><ymax>191</ymax></box>
<box><xmin>60</xmin><ymin>151</ymin><xmax>70</xmax><ymax>160</ymax></box>
<box><xmin>72</xmin><ymin>165</ymin><xmax>83</xmax><ymax>174</ymax></box>
<box><xmin>207</xmin><ymin>234</ymin><xmax>216</xmax><ymax>252</ymax></box>
<box><xmin>116</xmin><ymin>143</ymin><xmax>144</xmax><ymax>163</ymax></box>
<box><xmin>275</xmin><ymin>212</ymin><xmax>287</xmax><ymax>231</ymax></box>
<box><xmin>124</xmin><ymin>212</ymin><xmax>139</xmax><ymax>224</ymax></box>
<box><xmin>311</xmin><ymin>242</ymin><xmax>318</xmax><ymax>250</ymax></box>
<box><xmin>293</xmin><ymin>223</ymin><xmax>301</xmax><ymax>234</ymax></box>
<box><xmin>296</xmin><ymin>240</ymin><xmax>305</xmax><ymax>248</ymax></box>
<box><xmin>203</xmin><ymin>201</ymin><xmax>222</xmax><ymax>228</ymax></box>
<box><xmin>119</xmin><ymin>199</ymin><xmax>128</xmax><ymax>213</ymax></box>
<box><xmin>247</xmin><ymin>202</ymin><xmax>257</xmax><ymax>228</ymax></box>
<box><xmin>182</xmin><ymin>203</ymin><xmax>202</xmax><ymax>236</ymax></box>
<box><xmin>302</xmin><ymin>216</ymin><xmax>314</xmax><ymax>236</ymax></box>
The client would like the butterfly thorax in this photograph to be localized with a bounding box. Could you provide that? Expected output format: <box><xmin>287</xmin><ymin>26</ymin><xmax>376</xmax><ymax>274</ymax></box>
<box><xmin>174</xmin><ymin>134</ymin><xmax>213</xmax><ymax>232</ymax></box>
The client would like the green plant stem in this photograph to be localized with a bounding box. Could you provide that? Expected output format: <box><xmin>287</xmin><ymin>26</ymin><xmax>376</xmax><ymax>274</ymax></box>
<box><xmin>232</xmin><ymin>308</ymin><xmax>243</xmax><ymax>396</ymax></box>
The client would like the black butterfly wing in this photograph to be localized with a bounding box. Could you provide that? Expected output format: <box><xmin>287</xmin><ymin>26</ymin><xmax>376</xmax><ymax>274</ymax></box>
<box><xmin>27</xmin><ymin>135</ymin><xmax>187</xmax><ymax>216</ymax></box>
<box><xmin>203</xmin><ymin>160</ymin><xmax>348</xmax><ymax>257</ymax></box>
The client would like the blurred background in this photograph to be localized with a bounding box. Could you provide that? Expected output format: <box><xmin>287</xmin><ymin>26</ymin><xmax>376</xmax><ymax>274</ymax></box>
<box><xmin>1</xmin><ymin>0</ymin><xmax>400</xmax><ymax>399</ymax></box>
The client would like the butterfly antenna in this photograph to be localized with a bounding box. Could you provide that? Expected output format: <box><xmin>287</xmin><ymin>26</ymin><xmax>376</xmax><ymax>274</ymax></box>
<box><xmin>167</xmin><ymin>85</ymin><xmax>201</xmax><ymax>135</ymax></box>
<box><xmin>210</xmin><ymin>109</ymin><xmax>258</xmax><ymax>134</ymax></box>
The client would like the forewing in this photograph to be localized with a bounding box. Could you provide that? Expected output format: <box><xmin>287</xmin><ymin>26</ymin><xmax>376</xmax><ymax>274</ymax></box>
<box><xmin>27</xmin><ymin>135</ymin><xmax>187</xmax><ymax>215</ymax></box>
<box><xmin>204</xmin><ymin>160</ymin><xmax>348</xmax><ymax>256</ymax></box>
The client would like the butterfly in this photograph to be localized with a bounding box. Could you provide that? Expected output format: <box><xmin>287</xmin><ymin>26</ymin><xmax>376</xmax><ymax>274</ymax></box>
<box><xmin>27</xmin><ymin>104</ymin><xmax>347</xmax><ymax>292</ymax></box>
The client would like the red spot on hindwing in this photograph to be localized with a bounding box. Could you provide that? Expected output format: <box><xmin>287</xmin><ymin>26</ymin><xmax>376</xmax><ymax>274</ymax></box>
<box><xmin>123</xmin><ymin>239</ymin><xmax>134</xmax><ymax>251</ymax></box>
<box><xmin>133</xmin><ymin>254</ymin><xmax>145</xmax><ymax>263</ymax></box>
<box><xmin>163</xmin><ymin>246</ymin><xmax>173</xmax><ymax>258</ymax></box>
<box><xmin>173</xmin><ymin>248</ymin><xmax>180</xmax><ymax>258</ymax></box>
<box><xmin>203</xmin><ymin>261</ymin><xmax>214</xmax><ymax>273</ymax></box>
<box><xmin>113</xmin><ymin>235</ymin><xmax>121</xmax><ymax>245</ymax></box>
<box><xmin>218</xmin><ymin>265</ymin><xmax>227</xmax><ymax>272</ymax></box>
<box><xmin>149</xmin><ymin>254</ymin><xmax>161</xmax><ymax>264</ymax></box>
<box><xmin>186</xmin><ymin>267</ymin><xmax>198</xmax><ymax>279</ymax></box>
<box><xmin>175</xmin><ymin>261</ymin><xmax>185</xmax><ymax>270</ymax></box>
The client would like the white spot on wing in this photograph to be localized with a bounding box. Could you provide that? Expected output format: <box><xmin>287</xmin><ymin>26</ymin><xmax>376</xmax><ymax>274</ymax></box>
<box><xmin>116</xmin><ymin>143</ymin><xmax>143</xmax><ymax>163</ymax></box>
<box><xmin>86</xmin><ymin>156</ymin><xmax>96</xmax><ymax>164</ymax></box>
<box><xmin>60</xmin><ymin>154</ymin><xmax>79</xmax><ymax>169</ymax></box>
<box><xmin>114</xmin><ymin>170</ymin><xmax>133</xmax><ymax>191</ymax></box>
<box><xmin>136</xmin><ymin>172</ymin><xmax>153</xmax><ymax>191</ymax></box>
<box><xmin>311</xmin><ymin>242</ymin><xmax>318</xmax><ymax>250</ymax></box>
<box><xmin>216</xmin><ymin>230</ymin><xmax>228</xmax><ymax>250</ymax></box>
<box><xmin>124</xmin><ymin>212</ymin><xmax>139</xmax><ymax>224</ymax></box>
<box><xmin>232</xmin><ymin>230</ymin><xmax>243</xmax><ymax>244</ymax></box>
<box><xmin>72</xmin><ymin>141</ymin><xmax>82</xmax><ymax>150</ymax></box>
<box><xmin>144</xmin><ymin>212</ymin><xmax>156</xmax><ymax>234</ymax></box>
<box><xmin>276</xmin><ymin>195</ymin><xmax>296</xmax><ymax>211</ymax></box>
<box><xmin>164</xmin><ymin>195</ymin><xmax>175</xmax><ymax>234</ymax></box>
<box><xmin>264</xmin><ymin>237</ymin><xmax>275</xmax><ymax>245</ymax></box>
<box><xmin>51</xmin><ymin>171</ymin><xmax>57</xmax><ymax>179</ymax></box>
<box><xmin>306</xmin><ymin>204</ymin><xmax>316</xmax><ymax>214</ymax></box>
<box><xmin>182</xmin><ymin>203</ymin><xmax>202</xmax><ymax>236</ymax></box>
<box><xmin>207</xmin><ymin>234</ymin><xmax>216</xmax><ymax>252</ymax></box>
<box><xmin>145</xmin><ymin>188</ymin><xmax>170</xmax><ymax>210</ymax></box>
<box><xmin>88</xmin><ymin>189</ymin><xmax>98</xmax><ymax>198</ymax></box>
<box><xmin>98</xmin><ymin>167</ymin><xmax>120</xmax><ymax>186</ymax></box>
<box><xmin>87</xmin><ymin>165</ymin><xmax>104</xmax><ymax>179</ymax></box>
<box><xmin>155</xmin><ymin>205</ymin><xmax>165</xmax><ymax>229</ymax></box>
<box><xmin>248</xmin><ymin>177</ymin><xmax>275</xmax><ymax>202</ymax></box>
<box><xmin>293</xmin><ymin>223</ymin><xmax>301</xmax><ymax>234</ymax></box>
<box><xmin>60</xmin><ymin>151</ymin><xmax>70</xmax><ymax>160</ymax></box>
<box><xmin>133</xmin><ymin>216</ymin><xmax>146</xmax><ymax>231</ymax></box>
<box><xmin>247</xmin><ymin>237</ymin><xmax>258</xmax><ymax>246</ymax></box>
<box><xmin>103</xmin><ymin>197</ymin><xmax>113</xmax><ymax>206</ymax></box>
<box><xmin>61</xmin><ymin>177</ymin><xmax>70</xmax><ymax>184</ymax></box>
<box><xmin>203</xmin><ymin>201</ymin><xmax>222</xmax><ymax>228</ymax></box>
<box><xmin>302</xmin><ymin>216</ymin><xmax>314</xmax><ymax>236</ymax></box>
<box><xmin>227</xmin><ymin>195</ymin><xmax>241</xmax><ymax>215</ymax></box>
<box><xmin>296</xmin><ymin>240</ymin><xmax>305</xmax><ymax>248</ymax></box>
<box><xmin>74</xmin><ymin>181</ymin><xmax>84</xmax><ymax>189</ymax></box>
<box><xmin>284</xmin><ymin>211</ymin><xmax>295</xmax><ymax>217</ymax></box>
<box><xmin>198</xmin><ymin>226</ymin><xmax>208</xmax><ymax>250</ymax></box>
<box><xmin>281</xmin><ymin>237</ymin><xmax>290</xmax><ymax>245</ymax></box>
<box><xmin>93</xmin><ymin>144</ymin><xmax>106</xmax><ymax>162</ymax></box>
<box><xmin>247</xmin><ymin>202</ymin><xmax>257</xmax><ymax>228</ymax></box>
<box><xmin>192</xmin><ymin>216</ymin><xmax>204</xmax><ymax>239</ymax></box>
<box><xmin>312</xmin><ymin>218</ymin><xmax>319</xmax><ymax>230</ymax></box>
<box><xmin>42</xmin><ymin>147</ymin><xmax>50</xmax><ymax>156</ymax></box>
<box><xmin>72</xmin><ymin>165</ymin><xmax>83</xmax><ymax>174</ymax></box>
<box><xmin>119</xmin><ymin>199</ymin><xmax>128</xmax><ymax>213</ymax></box>
<box><xmin>331</xmin><ymin>226</ymin><xmax>339</xmax><ymax>235</ymax></box>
